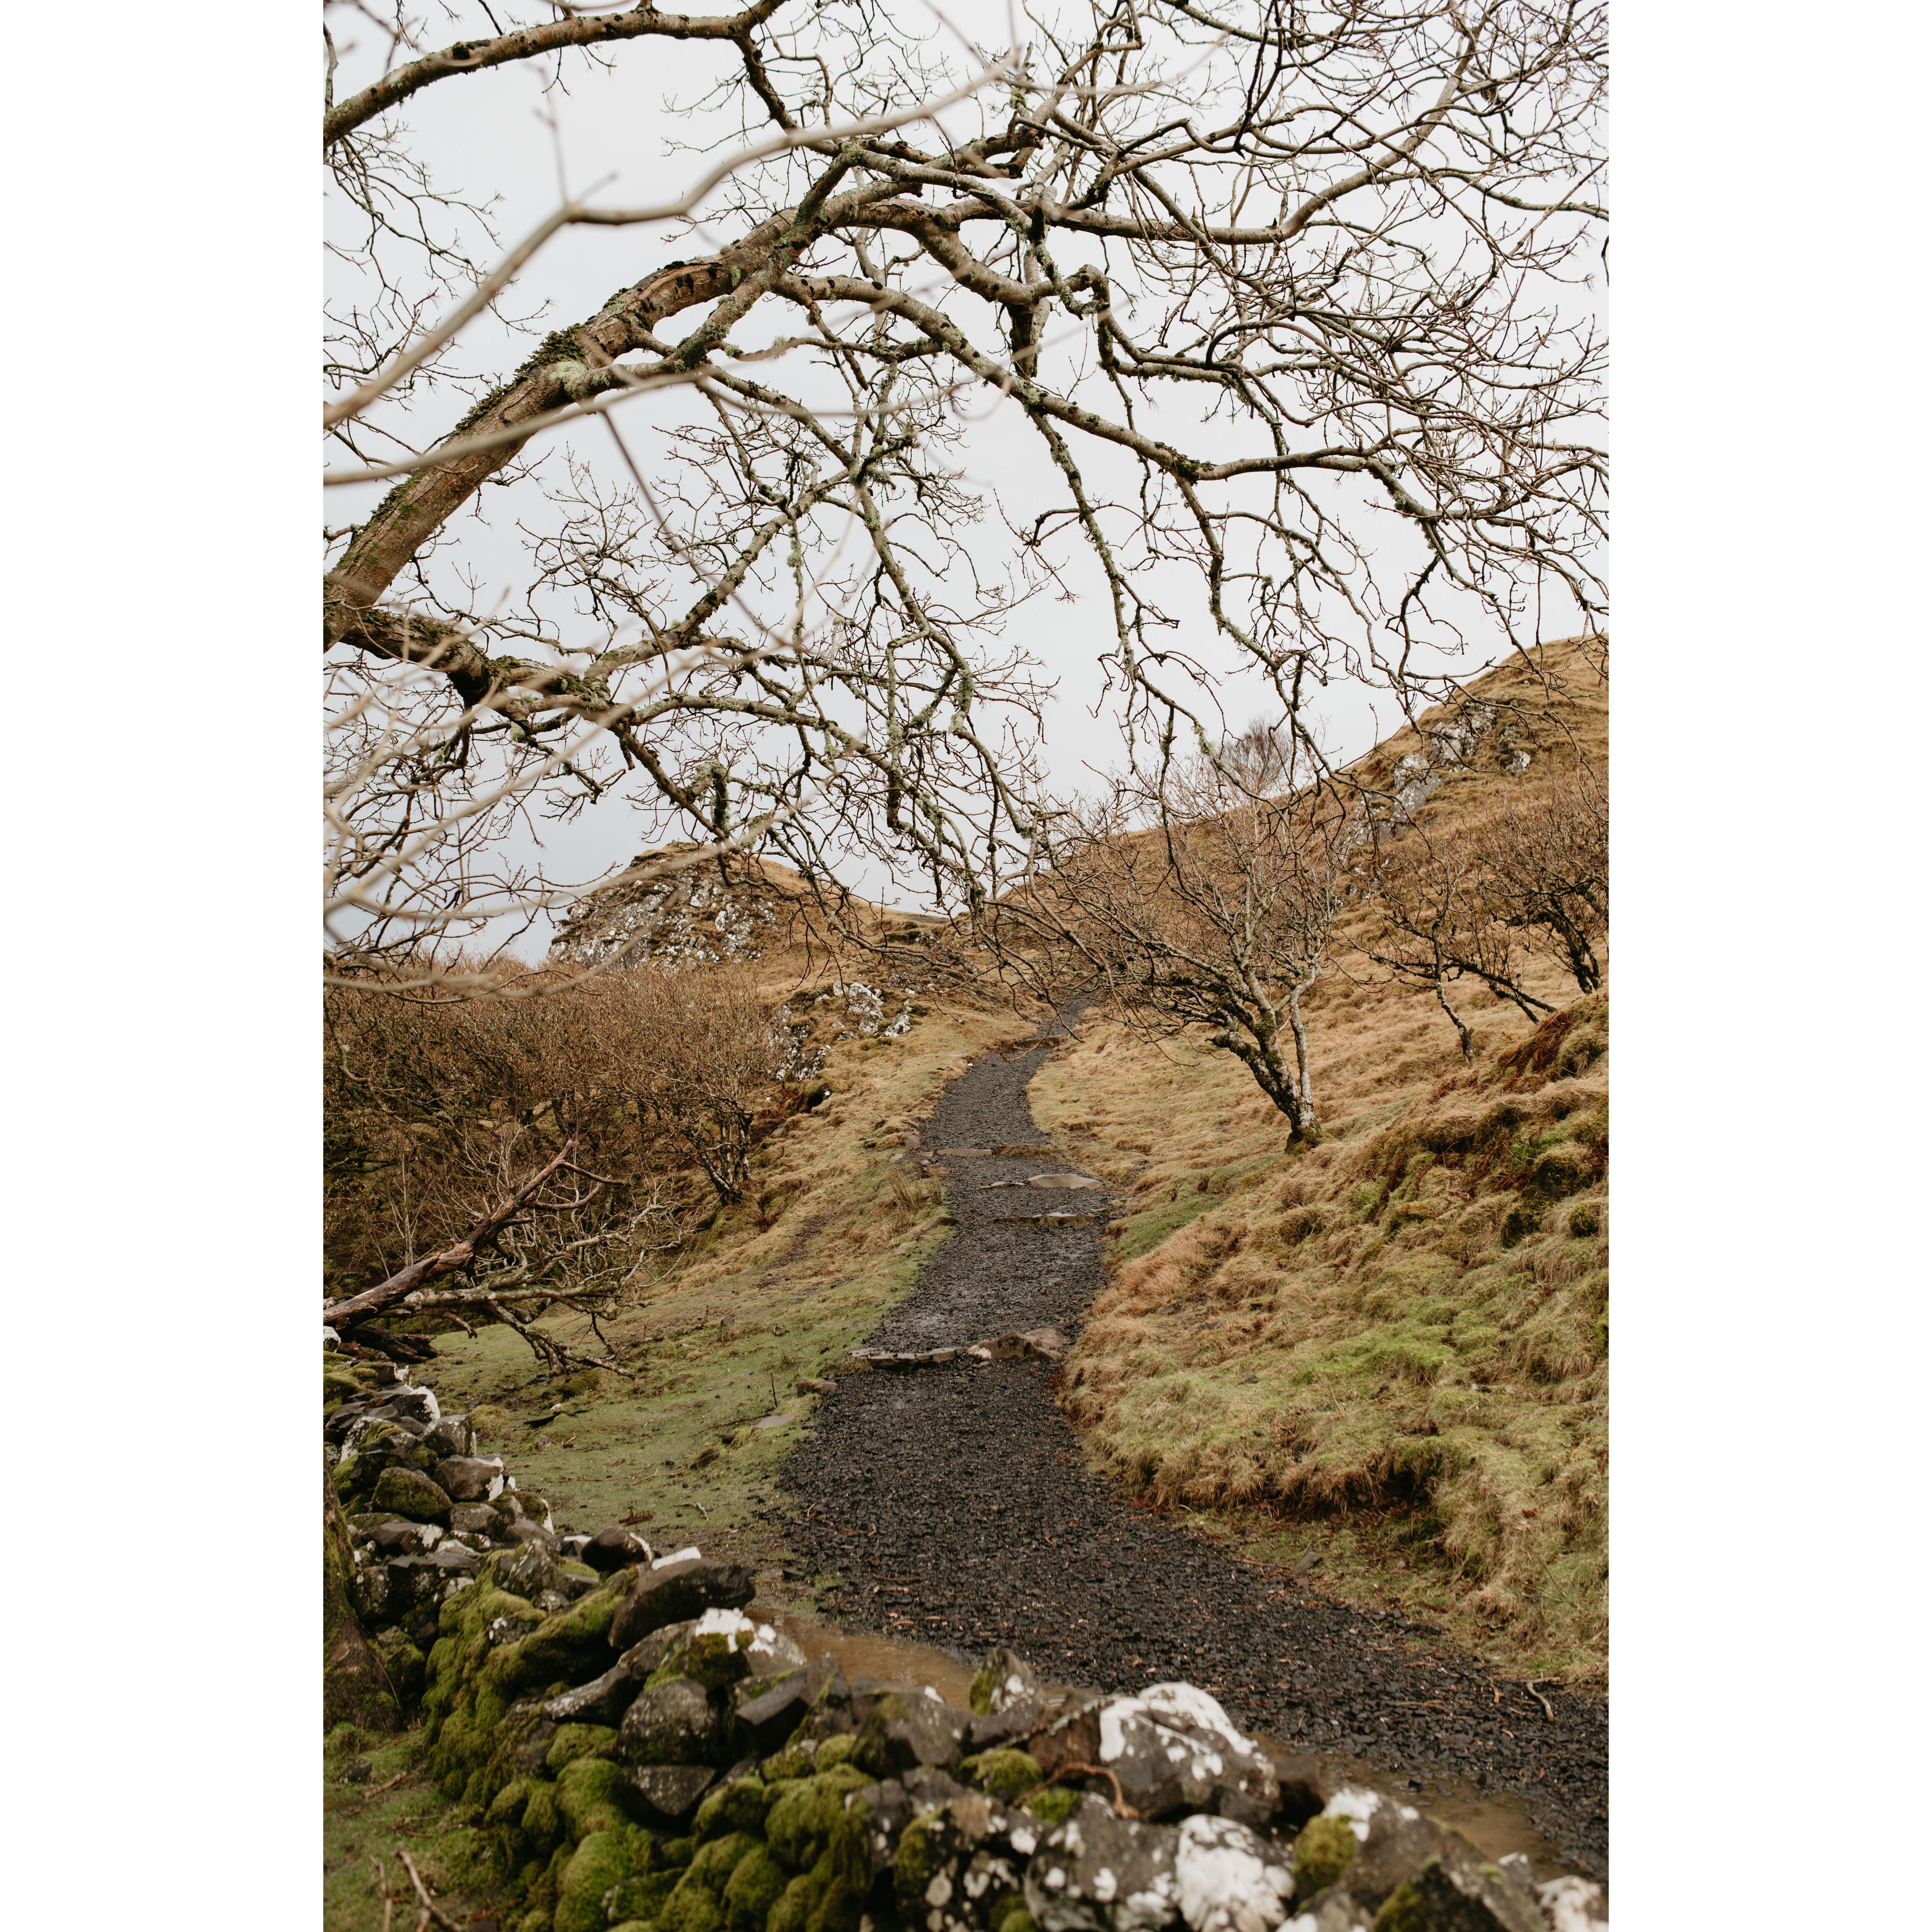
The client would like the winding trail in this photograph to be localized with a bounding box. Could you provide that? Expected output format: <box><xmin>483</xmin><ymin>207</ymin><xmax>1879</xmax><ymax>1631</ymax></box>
<box><xmin>783</xmin><ymin>1022</ymin><xmax>1608</xmax><ymax>1878</ymax></box>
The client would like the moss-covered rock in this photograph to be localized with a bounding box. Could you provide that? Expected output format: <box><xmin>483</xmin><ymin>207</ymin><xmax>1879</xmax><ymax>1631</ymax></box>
<box><xmin>1293</xmin><ymin>1813</ymin><xmax>1360</xmax><ymax>1897</ymax></box>
<box><xmin>959</xmin><ymin>1749</ymin><xmax>1042</xmax><ymax>1805</ymax></box>
<box><xmin>370</xmin><ymin>1465</ymin><xmax>454</xmax><ymax>1525</ymax></box>
<box><xmin>763</xmin><ymin>1766</ymin><xmax>873</xmax><ymax>1873</ymax></box>
<box><xmin>720</xmin><ymin>1841</ymin><xmax>789</xmax><ymax>1932</ymax></box>
<box><xmin>545</xmin><ymin>1724</ymin><xmax>619</xmax><ymax>1775</ymax></box>
<box><xmin>557</xmin><ymin>1755</ymin><xmax>631</xmax><ymax>1840</ymax></box>
<box><xmin>555</xmin><ymin>1825</ymin><xmax>651</xmax><ymax>1932</ymax></box>
<box><xmin>693</xmin><ymin>1774</ymin><xmax>771</xmax><ymax>1841</ymax></box>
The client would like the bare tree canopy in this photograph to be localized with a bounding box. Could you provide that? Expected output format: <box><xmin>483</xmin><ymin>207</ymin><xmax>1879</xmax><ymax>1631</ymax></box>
<box><xmin>324</xmin><ymin>0</ymin><xmax>1606</xmax><ymax>964</ymax></box>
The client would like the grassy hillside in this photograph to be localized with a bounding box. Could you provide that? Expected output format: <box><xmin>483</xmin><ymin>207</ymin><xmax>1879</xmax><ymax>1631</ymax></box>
<box><xmin>1029</xmin><ymin>640</ymin><xmax>1609</xmax><ymax>1683</ymax></box>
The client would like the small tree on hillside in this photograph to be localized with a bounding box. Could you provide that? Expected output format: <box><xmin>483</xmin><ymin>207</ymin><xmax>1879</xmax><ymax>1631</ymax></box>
<box><xmin>1358</xmin><ymin>825</ymin><xmax>1554</xmax><ymax>1062</ymax></box>
<box><xmin>1028</xmin><ymin>751</ymin><xmax>1345</xmax><ymax>1143</ymax></box>
<box><xmin>1470</xmin><ymin>770</ymin><xmax>1609</xmax><ymax>992</ymax></box>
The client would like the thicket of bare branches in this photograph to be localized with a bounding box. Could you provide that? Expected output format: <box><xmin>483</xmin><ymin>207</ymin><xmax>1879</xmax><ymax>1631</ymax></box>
<box><xmin>1469</xmin><ymin>768</ymin><xmax>1608</xmax><ymax>992</ymax></box>
<box><xmin>1357</xmin><ymin>764</ymin><xmax>1606</xmax><ymax>1057</ymax></box>
<box><xmin>1018</xmin><ymin>737</ymin><xmax>1346</xmax><ymax>1138</ymax></box>
<box><xmin>323</xmin><ymin>0</ymin><xmax>1607</xmax><ymax>975</ymax></box>
<box><xmin>323</xmin><ymin>962</ymin><xmax>789</xmax><ymax>1346</ymax></box>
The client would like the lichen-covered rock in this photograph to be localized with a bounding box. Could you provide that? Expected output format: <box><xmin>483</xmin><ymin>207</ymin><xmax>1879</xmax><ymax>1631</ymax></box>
<box><xmin>620</xmin><ymin>1677</ymin><xmax>725</xmax><ymax>1766</ymax></box>
<box><xmin>1064</xmin><ymin>1686</ymin><xmax>1280</xmax><ymax>1828</ymax></box>
<box><xmin>586</xmin><ymin>1527</ymin><xmax>655</xmax><ymax>1571</ymax></box>
<box><xmin>369</xmin><ymin>1465</ymin><xmax>453</xmax><ymax>1525</ymax></box>
<box><xmin>1534</xmin><ymin>1876</ymin><xmax>1607</xmax><ymax>1932</ymax></box>
<box><xmin>893</xmin><ymin>1788</ymin><xmax>1043</xmax><ymax>1932</ymax></box>
<box><xmin>1024</xmin><ymin>1795</ymin><xmax>1183</xmax><ymax>1932</ymax></box>
<box><xmin>1293</xmin><ymin>1792</ymin><xmax>1542</xmax><ymax>1932</ymax></box>
<box><xmin>1172</xmin><ymin>1817</ymin><xmax>1293</xmax><ymax>1932</ymax></box>
<box><xmin>622</xmin><ymin>1763</ymin><xmax>718</xmax><ymax>1828</ymax></box>
<box><xmin>500</xmin><ymin>1541</ymin><xmax>560</xmax><ymax>1603</ymax></box>
<box><xmin>435</xmin><ymin>1454</ymin><xmax>507</xmax><ymax>1502</ymax></box>
<box><xmin>855</xmin><ymin>1685</ymin><xmax>971</xmax><ymax>1778</ymax></box>
<box><xmin>971</xmin><ymin>1649</ymin><xmax>1041</xmax><ymax>1718</ymax></box>
<box><xmin>424</xmin><ymin>1413</ymin><xmax>477</xmax><ymax>1460</ymax></box>
<box><xmin>609</xmin><ymin>1556</ymin><xmax>758</xmax><ymax>1652</ymax></box>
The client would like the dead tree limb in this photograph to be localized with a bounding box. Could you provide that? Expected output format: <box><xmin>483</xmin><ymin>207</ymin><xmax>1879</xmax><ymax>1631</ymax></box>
<box><xmin>322</xmin><ymin>1141</ymin><xmax>577</xmax><ymax>1327</ymax></box>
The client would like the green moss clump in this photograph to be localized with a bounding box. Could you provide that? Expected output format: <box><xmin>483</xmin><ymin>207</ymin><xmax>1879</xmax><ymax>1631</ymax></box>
<box><xmin>693</xmin><ymin>1775</ymin><xmax>770</xmax><ymax>1841</ymax></box>
<box><xmin>555</xmin><ymin>1826</ymin><xmax>651</xmax><ymax>1932</ymax></box>
<box><xmin>891</xmin><ymin>1813</ymin><xmax>937</xmax><ymax>1916</ymax></box>
<box><xmin>660</xmin><ymin>1836</ymin><xmax>696</xmax><ymax>1869</ymax></box>
<box><xmin>992</xmin><ymin>1902</ymin><xmax>1037</xmax><ymax>1932</ymax></box>
<box><xmin>763</xmin><ymin>1767</ymin><xmax>872</xmax><ymax>1872</ymax></box>
<box><xmin>959</xmin><ymin>1749</ymin><xmax>1041</xmax><ymax>1805</ymax></box>
<box><xmin>1292</xmin><ymin>1813</ymin><xmax>1360</xmax><ymax>1897</ymax></box>
<box><xmin>813</xmin><ymin>1734</ymin><xmax>859</xmax><ymax>1772</ymax></box>
<box><xmin>557</xmin><ymin>1755</ymin><xmax>629</xmax><ymax>1840</ymax></box>
<box><xmin>760</xmin><ymin>1740</ymin><xmax>819</xmax><ymax>1782</ymax></box>
<box><xmin>968</xmin><ymin>1663</ymin><xmax>997</xmax><ymax>1715</ymax></box>
<box><xmin>545</xmin><ymin>1724</ymin><xmax>619</xmax><ymax>1775</ymax></box>
<box><xmin>523</xmin><ymin>1782</ymin><xmax>564</xmax><ymax>1855</ymax></box>
<box><xmin>1022</xmin><ymin>1787</ymin><xmax>1078</xmax><ymax>1828</ymax></box>
<box><xmin>721</xmin><ymin>1842</ymin><xmax>789</xmax><ymax>1932</ymax></box>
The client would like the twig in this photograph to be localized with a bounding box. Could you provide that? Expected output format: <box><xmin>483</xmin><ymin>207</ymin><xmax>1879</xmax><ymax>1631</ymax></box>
<box><xmin>1026</xmin><ymin>1761</ymin><xmax>1141</xmax><ymax>1820</ymax></box>
<box><xmin>397</xmin><ymin>1847</ymin><xmax>466</xmax><ymax>1931</ymax></box>
<box><xmin>1523</xmin><ymin>1680</ymin><xmax>1556</xmax><ymax>1722</ymax></box>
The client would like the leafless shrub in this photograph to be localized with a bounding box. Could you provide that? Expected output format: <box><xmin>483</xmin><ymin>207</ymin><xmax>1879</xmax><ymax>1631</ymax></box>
<box><xmin>1021</xmin><ymin>744</ymin><xmax>1346</xmax><ymax>1141</ymax></box>
<box><xmin>616</xmin><ymin>965</ymin><xmax>791</xmax><ymax>1205</ymax></box>
<box><xmin>1358</xmin><ymin>826</ymin><xmax>1554</xmax><ymax>1061</ymax></box>
<box><xmin>1470</xmin><ymin>771</ymin><xmax>1609</xmax><ymax>992</ymax></box>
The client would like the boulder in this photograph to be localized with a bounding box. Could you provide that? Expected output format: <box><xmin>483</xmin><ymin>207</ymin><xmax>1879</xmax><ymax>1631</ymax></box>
<box><xmin>449</xmin><ymin>1503</ymin><xmax>497</xmax><ymax>1536</ymax></box>
<box><xmin>609</xmin><ymin>1555</ymin><xmax>757</xmax><ymax>1653</ymax></box>
<box><xmin>1032</xmin><ymin>1685</ymin><xmax>1278</xmax><ymax>1828</ymax></box>
<box><xmin>1171</xmin><ymin>1817</ymin><xmax>1294</xmax><ymax>1932</ymax></box>
<box><xmin>1024</xmin><ymin>1794</ymin><xmax>1184</xmax><ymax>1932</ymax></box>
<box><xmin>621</xmin><ymin>1762</ymin><xmax>718</xmax><ymax>1828</ymax></box>
<box><xmin>890</xmin><ymin>1787</ymin><xmax>1043</xmax><ymax>1932</ymax></box>
<box><xmin>500</xmin><ymin>1518</ymin><xmax>559</xmax><ymax>1548</ymax></box>
<box><xmin>618</xmin><ymin>1677</ymin><xmax>725</xmax><ymax>1767</ymax></box>
<box><xmin>423</xmin><ymin>1413</ymin><xmax>477</xmax><ymax>1460</ymax></box>
<box><xmin>368</xmin><ymin>1466</ymin><xmax>452</xmax><ymax>1526</ymax></box>
<box><xmin>585</xmin><ymin>1527</ymin><xmax>654</xmax><ymax>1572</ymax></box>
<box><xmin>432</xmin><ymin>1454</ymin><xmax>506</xmax><ymax>1502</ymax></box>
<box><xmin>1297</xmin><ymin>1790</ymin><xmax>1542</xmax><ymax>1932</ymax></box>
<box><xmin>856</xmin><ymin>1685</ymin><xmax>971</xmax><ymax>1777</ymax></box>
<box><xmin>546</xmin><ymin>1657</ymin><xmax>646</xmax><ymax>1728</ymax></box>
<box><xmin>1537</xmin><ymin>1876</ymin><xmax>1609</xmax><ymax>1931</ymax></box>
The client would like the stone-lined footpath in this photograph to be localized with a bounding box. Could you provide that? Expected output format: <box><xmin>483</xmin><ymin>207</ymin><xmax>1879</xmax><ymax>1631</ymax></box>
<box><xmin>326</xmin><ymin>1357</ymin><xmax>1607</xmax><ymax>1932</ymax></box>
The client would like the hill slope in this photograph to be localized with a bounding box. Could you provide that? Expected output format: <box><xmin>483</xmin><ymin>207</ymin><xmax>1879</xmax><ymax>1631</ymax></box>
<box><xmin>1030</xmin><ymin>639</ymin><xmax>1609</xmax><ymax>1680</ymax></box>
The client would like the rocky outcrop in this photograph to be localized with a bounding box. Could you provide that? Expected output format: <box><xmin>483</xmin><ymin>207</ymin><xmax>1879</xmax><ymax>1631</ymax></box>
<box><xmin>323</xmin><ymin>1357</ymin><xmax>1608</xmax><ymax>1932</ymax></box>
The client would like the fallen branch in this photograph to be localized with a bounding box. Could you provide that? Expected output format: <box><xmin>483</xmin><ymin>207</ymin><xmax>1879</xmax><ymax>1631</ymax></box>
<box><xmin>1523</xmin><ymin>1679</ymin><xmax>1557</xmax><ymax>1723</ymax></box>
<box><xmin>397</xmin><ymin>1846</ymin><xmax>466</xmax><ymax>1932</ymax></box>
<box><xmin>323</xmin><ymin>1143</ymin><xmax>579</xmax><ymax>1326</ymax></box>
<box><xmin>1027</xmin><ymin>1761</ymin><xmax>1141</xmax><ymax>1821</ymax></box>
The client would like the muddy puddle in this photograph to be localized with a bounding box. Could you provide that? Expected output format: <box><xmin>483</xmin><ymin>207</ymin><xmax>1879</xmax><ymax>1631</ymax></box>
<box><xmin>748</xmin><ymin>1601</ymin><xmax>1584</xmax><ymax>1886</ymax></box>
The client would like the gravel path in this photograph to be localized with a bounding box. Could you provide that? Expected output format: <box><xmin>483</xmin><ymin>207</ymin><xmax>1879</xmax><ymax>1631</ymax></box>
<box><xmin>782</xmin><ymin>1023</ymin><xmax>1608</xmax><ymax>1878</ymax></box>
